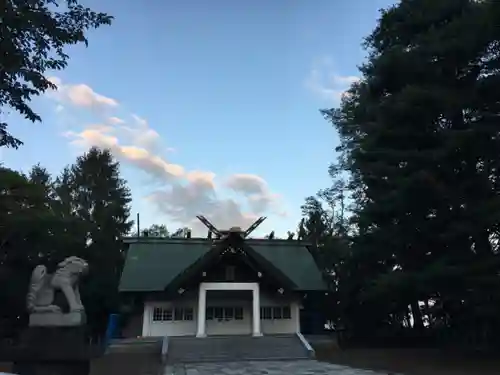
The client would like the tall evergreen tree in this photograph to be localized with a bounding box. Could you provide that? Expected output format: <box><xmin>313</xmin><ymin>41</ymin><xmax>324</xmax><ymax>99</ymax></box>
<box><xmin>322</xmin><ymin>0</ymin><xmax>500</xmax><ymax>344</ymax></box>
<box><xmin>0</xmin><ymin>165</ymin><xmax>74</xmax><ymax>336</ymax></box>
<box><xmin>299</xmin><ymin>196</ymin><xmax>337</xmax><ymax>273</ymax></box>
<box><xmin>68</xmin><ymin>147</ymin><xmax>133</xmax><ymax>337</ymax></box>
<box><xmin>0</xmin><ymin>149</ymin><xmax>133</xmax><ymax>339</ymax></box>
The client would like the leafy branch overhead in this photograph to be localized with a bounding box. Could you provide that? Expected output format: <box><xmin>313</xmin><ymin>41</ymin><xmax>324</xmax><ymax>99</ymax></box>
<box><xmin>0</xmin><ymin>0</ymin><xmax>113</xmax><ymax>148</ymax></box>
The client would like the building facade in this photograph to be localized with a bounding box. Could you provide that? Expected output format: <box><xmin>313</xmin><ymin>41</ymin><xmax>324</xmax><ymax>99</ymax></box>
<box><xmin>119</xmin><ymin>230</ymin><xmax>327</xmax><ymax>338</ymax></box>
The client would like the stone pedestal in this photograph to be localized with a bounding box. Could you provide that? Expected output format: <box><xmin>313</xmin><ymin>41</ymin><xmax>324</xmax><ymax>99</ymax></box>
<box><xmin>29</xmin><ymin>311</ymin><xmax>86</xmax><ymax>327</ymax></box>
<box><xmin>10</xmin><ymin>326</ymin><xmax>98</xmax><ymax>375</ymax></box>
<box><xmin>13</xmin><ymin>360</ymin><xmax>90</xmax><ymax>375</ymax></box>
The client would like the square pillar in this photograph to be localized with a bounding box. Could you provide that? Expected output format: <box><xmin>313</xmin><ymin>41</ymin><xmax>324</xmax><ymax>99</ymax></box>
<box><xmin>196</xmin><ymin>285</ymin><xmax>206</xmax><ymax>337</ymax></box>
<box><xmin>142</xmin><ymin>304</ymin><xmax>152</xmax><ymax>336</ymax></box>
<box><xmin>294</xmin><ymin>302</ymin><xmax>301</xmax><ymax>333</ymax></box>
<box><xmin>252</xmin><ymin>284</ymin><xmax>262</xmax><ymax>336</ymax></box>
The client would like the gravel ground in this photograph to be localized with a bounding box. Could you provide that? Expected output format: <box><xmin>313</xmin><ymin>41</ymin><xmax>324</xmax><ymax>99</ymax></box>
<box><xmin>166</xmin><ymin>360</ymin><xmax>401</xmax><ymax>375</ymax></box>
<box><xmin>314</xmin><ymin>345</ymin><xmax>500</xmax><ymax>375</ymax></box>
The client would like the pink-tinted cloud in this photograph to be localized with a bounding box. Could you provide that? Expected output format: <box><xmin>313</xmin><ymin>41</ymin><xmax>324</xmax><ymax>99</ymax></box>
<box><xmin>48</xmin><ymin>77</ymin><xmax>118</xmax><ymax>109</ymax></box>
<box><xmin>55</xmin><ymin>77</ymin><xmax>284</xmax><ymax>233</ymax></box>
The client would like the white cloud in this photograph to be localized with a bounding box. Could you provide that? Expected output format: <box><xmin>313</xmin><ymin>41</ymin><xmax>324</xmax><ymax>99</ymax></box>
<box><xmin>47</xmin><ymin>76</ymin><xmax>118</xmax><ymax>110</ymax></box>
<box><xmin>66</xmin><ymin>127</ymin><xmax>184</xmax><ymax>182</ymax></box>
<box><xmin>108</xmin><ymin>116</ymin><xmax>125</xmax><ymax>125</ymax></box>
<box><xmin>224</xmin><ymin>174</ymin><xmax>280</xmax><ymax>215</ymax></box>
<box><xmin>131</xmin><ymin>114</ymin><xmax>148</xmax><ymax>128</ymax></box>
<box><xmin>147</xmin><ymin>181</ymin><xmax>260</xmax><ymax>234</ymax></box>
<box><xmin>305</xmin><ymin>57</ymin><xmax>360</xmax><ymax>103</ymax></box>
<box><xmin>55</xmin><ymin>77</ymin><xmax>284</xmax><ymax>234</ymax></box>
<box><xmin>225</xmin><ymin>174</ymin><xmax>268</xmax><ymax>196</ymax></box>
<box><xmin>118</xmin><ymin>116</ymin><xmax>161</xmax><ymax>151</ymax></box>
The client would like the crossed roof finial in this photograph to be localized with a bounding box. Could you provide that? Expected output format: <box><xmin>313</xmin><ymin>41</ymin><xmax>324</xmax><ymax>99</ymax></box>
<box><xmin>196</xmin><ymin>215</ymin><xmax>266</xmax><ymax>238</ymax></box>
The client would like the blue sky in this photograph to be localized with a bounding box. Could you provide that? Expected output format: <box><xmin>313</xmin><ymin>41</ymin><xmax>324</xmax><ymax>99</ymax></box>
<box><xmin>2</xmin><ymin>0</ymin><xmax>395</xmax><ymax>237</ymax></box>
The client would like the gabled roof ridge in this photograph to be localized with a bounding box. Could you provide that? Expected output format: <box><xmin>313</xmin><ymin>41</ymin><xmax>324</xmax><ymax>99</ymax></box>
<box><xmin>123</xmin><ymin>237</ymin><xmax>211</xmax><ymax>245</ymax></box>
<box><xmin>246</xmin><ymin>239</ymin><xmax>312</xmax><ymax>247</ymax></box>
<box><xmin>123</xmin><ymin>236</ymin><xmax>312</xmax><ymax>247</ymax></box>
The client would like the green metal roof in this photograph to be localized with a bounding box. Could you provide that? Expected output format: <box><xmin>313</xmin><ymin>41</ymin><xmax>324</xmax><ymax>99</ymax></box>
<box><xmin>119</xmin><ymin>238</ymin><xmax>327</xmax><ymax>292</ymax></box>
<box><xmin>249</xmin><ymin>241</ymin><xmax>326</xmax><ymax>291</ymax></box>
<box><xmin>119</xmin><ymin>239</ymin><xmax>209</xmax><ymax>292</ymax></box>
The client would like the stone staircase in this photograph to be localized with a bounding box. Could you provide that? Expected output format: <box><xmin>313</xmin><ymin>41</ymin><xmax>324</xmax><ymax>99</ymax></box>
<box><xmin>106</xmin><ymin>337</ymin><xmax>162</xmax><ymax>354</ymax></box>
<box><xmin>92</xmin><ymin>338</ymin><xmax>162</xmax><ymax>375</ymax></box>
<box><xmin>166</xmin><ymin>334</ymin><xmax>311</xmax><ymax>364</ymax></box>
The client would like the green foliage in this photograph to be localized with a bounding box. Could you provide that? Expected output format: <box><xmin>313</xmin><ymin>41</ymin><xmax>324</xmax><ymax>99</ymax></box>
<box><xmin>296</xmin><ymin>193</ymin><xmax>351</xmax><ymax>329</ymax></box>
<box><xmin>308</xmin><ymin>0</ymin><xmax>500</xmax><ymax>347</ymax></box>
<box><xmin>0</xmin><ymin>164</ymin><xmax>79</xmax><ymax>336</ymax></box>
<box><xmin>0</xmin><ymin>0</ymin><xmax>113</xmax><ymax>148</ymax></box>
<box><xmin>142</xmin><ymin>224</ymin><xmax>170</xmax><ymax>237</ymax></box>
<box><xmin>68</xmin><ymin>147</ymin><xmax>133</xmax><ymax>336</ymax></box>
<box><xmin>265</xmin><ymin>231</ymin><xmax>275</xmax><ymax>239</ymax></box>
<box><xmin>0</xmin><ymin>147</ymin><xmax>132</xmax><ymax>339</ymax></box>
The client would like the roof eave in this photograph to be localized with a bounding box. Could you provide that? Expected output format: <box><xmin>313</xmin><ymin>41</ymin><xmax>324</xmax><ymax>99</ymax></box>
<box><xmin>242</xmin><ymin>244</ymin><xmax>297</xmax><ymax>290</ymax></box>
<box><xmin>122</xmin><ymin>236</ymin><xmax>211</xmax><ymax>245</ymax></box>
<box><xmin>246</xmin><ymin>239</ymin><xmax>313</xmax><ymax>247</ymax></box>
<box><xmin>122</xmin><ymin>236</ymin><xmax>313</xmax><ymax>247</ymax></box>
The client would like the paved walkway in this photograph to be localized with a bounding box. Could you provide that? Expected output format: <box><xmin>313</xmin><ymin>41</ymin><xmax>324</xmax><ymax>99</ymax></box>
<box><xmin>165</xmin><ymin>360</ymin><xmax>402</xmax><ymax>374</ymax></box>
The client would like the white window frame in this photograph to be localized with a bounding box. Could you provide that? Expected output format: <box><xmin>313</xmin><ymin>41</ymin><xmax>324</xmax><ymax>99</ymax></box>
<box><xmin>260</xmin><ymin>305</ymin><xmax>292</xmax><ymax>320</ymax></box>
<box><xmin>206</xmin><ymin>306</ymin><xmax>244</xmax><ymax>321</ymax></box>
<box><xmin>152</xmin><ymin>306</ymin><xmax>193</xmax><ymax>322</ymax></box>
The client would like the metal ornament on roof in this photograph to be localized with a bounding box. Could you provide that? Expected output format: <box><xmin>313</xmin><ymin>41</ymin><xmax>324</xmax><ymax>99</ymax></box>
<box><xmin>196</xmin><ymin>215</ymin><xmax>266</xmax><ymax>239</ymax></box>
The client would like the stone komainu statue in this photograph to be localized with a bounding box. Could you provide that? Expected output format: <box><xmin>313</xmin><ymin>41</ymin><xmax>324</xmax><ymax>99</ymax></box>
<box><xmin>26</xmin><ymin>256</ymin><xmax>89</xmax><ymax>314</ymax></box>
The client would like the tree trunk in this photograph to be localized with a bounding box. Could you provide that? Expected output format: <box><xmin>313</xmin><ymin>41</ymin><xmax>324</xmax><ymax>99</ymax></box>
<box><xmin>411</xmin><ymin>300</ymin><xmax>424</xmax><ymax>330</ymax></box>
<box><xmin>474</xmin><ymin>230</ymin><xmax>492</xmax><ymax>256</ymax></box>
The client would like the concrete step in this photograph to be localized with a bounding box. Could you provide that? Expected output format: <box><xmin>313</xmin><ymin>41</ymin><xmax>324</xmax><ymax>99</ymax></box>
<box><xmin>167</xmin><ymin>334</ymin><xmax>310</xmax><ymax>364</ymax></box>
<box><xmin>107</xmin><ymin>337</ymin><xmax>162</xmax><ymax>354</ymax></box>
<box><xmin>91</xmin><ymin>352</ymin><xmax>162</xmax><ymax>375</ymax></box>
